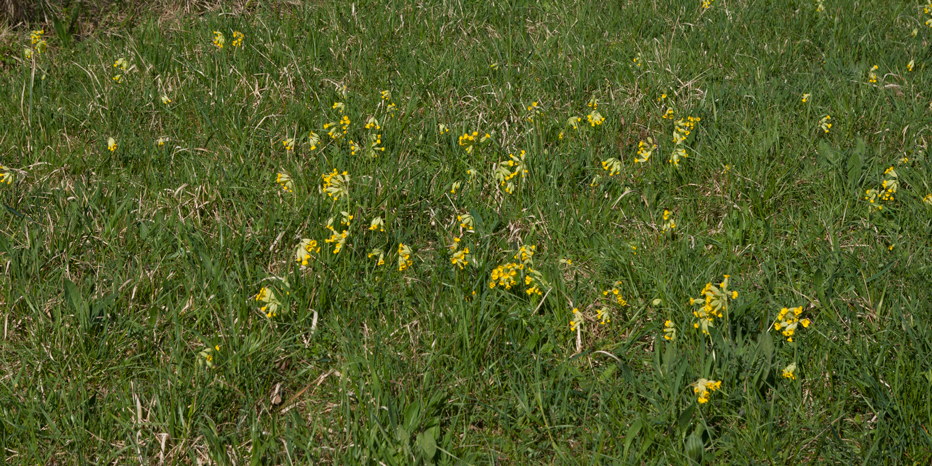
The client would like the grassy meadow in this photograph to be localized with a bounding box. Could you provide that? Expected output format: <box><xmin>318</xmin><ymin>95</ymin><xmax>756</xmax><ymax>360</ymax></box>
<box><xmin>2</xmin><ymin>0</ymin><xmax>932</xmax><ymax>463</ymax></box>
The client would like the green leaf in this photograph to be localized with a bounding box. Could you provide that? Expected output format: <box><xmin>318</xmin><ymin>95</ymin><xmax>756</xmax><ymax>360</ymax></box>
<box><xmin>623</xmin><ymin>418</ymin><xmax>643</xmax><ymax>459</ymax></box>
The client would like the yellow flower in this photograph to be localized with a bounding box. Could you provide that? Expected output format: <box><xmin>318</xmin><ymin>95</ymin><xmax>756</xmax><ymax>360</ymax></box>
<box><xmin>662</xmin><ymin>209</ymin><xmax>676</xmax><ymax>233</ymax></box>
<box><xmin>450</xmin><ymin>181</ymin><xmax>461</xmax><ymax>194</ymax></box>
<box><xmin>213</xmin><ymin>31</ymin><xmax>225</xmax><ymax>49</ymax></box>
<box><xmin>868</xmin><ymin>65</ymin><xmax>878</xmax><ymax>83</ymax></box>
<box><xmin>438</xmin><ymin>123</ymin><xmax>450</xmax><ymax>134</ymax></box>
<box><xmin>256</xmin><ymin>286</ymin><xmax>281</xmax><ymax>318</ymax></box>
<box><xmin>635</xmin><ymin>138</ymin><xmax>656</xmax><ymax>163</ymax></box>
<box><xmin>369</xmin><ymin>217</ymin><xmax>385</xmax><ymax>232</ymax></box>
<box><xmin>782</xmin><ymin>363</ymin><xmax>797</xmax><ymax>380</ymax></box>
<box><xmin>113</xmin><ymin>57</ymin><xmax>128</xmax><ymax>71</ymax></box>
<box><xmin>569</xmin><ymin>307</ymin><xmax>583</xmax><ymax>330</ymax></box>
<box><xmin>601</xmin><ymin>158</ymin><xmax>622</xmax><ymax>177</ymax></box>
<box><xmin>801</xmin><ymin>93</ymin><xmax>811</xmax><ymax>103</ymax></box>
<box><xmin>819</xmin><ymin>115</ymin><xmax>832</xmax><ymax>133</ymax></box>
<box><xmin>907</xmin><ymin>60</ymin><xmax>915</xmax><ymax>72</ymax></box>
<box><xmin>451</xmin><ymin>246</ymin><xmax>470</xmax><ymax>269</ymax></box>
<box><xmin>108</xmin><ymin>137</ymin><xmax>117</xmax><ymax>152</ymax></box>
<box><xmin>161</xmin><ymin>95</ymin><xmax>171</xmax><ymax>105</ymax></box>
<box><xmin>774</xmin><ymin>306</ymin><xmax>811</xmax><ymax>342</ymax></box>
<box><xmin>157</xmin><ymin>137</ymin><xmax>167</xmax><ymax>147</ymax></box>
<box><xmin>368</xmin><ymin>248</ymin><xmax>385</xmax><ymax>266</ymax></box>
<box><xmin>112</xmin><ymin>75</ymin><xmax>123</xmax><ymax>83</ymax></box>
<box><xmin>587</xmin><ymin>110</ymin><xmax>605</xmax><ymax>127</ymax></box>
<box><xmin>398</xmin><ymin>243</ymin><xmax>413</xmax><ymax>271</ymax></box>
<box><xmin>1</xmin><ymin>166</ymin><xmax>15</xmax><ymax>185</ymax></box>
<box><xmin>24</xmin><ymin>48</ymin><xmax>33</xmax><ymax>59</ymax></box>
<box><xmin>294</xmin><ymin>239</ymin><xmax>320</xmax><ymax>266</ymax></box>
<box><xmin>693</xmin><ymin>378</ymin><xmax>721</xmax><ymax>404</ymax></box>
<box><xmin>662</xmin><ymin>108</ymin><xmax>674</xmax><ymax>120</ymax></box>
<box><xmin>232</xmin><ymin>31</ymin><xmax>244</xmax><ymax>48</ymax></box>
<box><xmin>601</xmin><ymin>281</ymin><xmax>628</xmax><ymax>305</ymax></box>
<box><xmin>923</xmin><ymin>194</ymin><xmax>932</xmax><ymax>206</ymax></box>
<box><xmin>663</xmin><ymin>320</ymin><xmax>676</xmax><ymax>341</ymax></box>
<box><xmin>276</xmin><ymin>172</ymin><xmax>294</xmax><ymax>192</ymax></box>
<box><xmin>308</xmin><ymin>131</ymin><xmax>320</xmax><ymax>150</ymax></box>
<box><xmin>325</xmin><ymin>229</ymin><xmax>349</xmax><ymax>254</ymax></box>
<box><xmin>458</xmin><ymin>213</ymin><xmax>475</xmax><ymax>232</ymax></box>
<box><xmin>283</xmin><ymin>138</ymin><xmax>295</xmax><ymax>151</ymax></box>
<box><xmin>321</xmin><ymin>169</ymin><xmax>350</xmax><ymax>200</ymax></box>
<box><xmin>30</xmin><ymin>30</ymin><xmax>44</xmax><ymax>45</ymax></box>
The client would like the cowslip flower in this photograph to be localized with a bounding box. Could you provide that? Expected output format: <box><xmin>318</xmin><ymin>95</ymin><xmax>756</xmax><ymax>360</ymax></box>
<box><xmin>325</xmin><ymin>230</ymin><xmax>348</xmax><ymax>254</ymax></box>
<box><xmin>569</xmin><ymin>308</ymin><xmax>583</xmax><ymax>331</ymax></box>
<box><xmin>212</xmin><ymin>31</ymin><xmax>225</xmax><ymax>49</ymax></box>
<box><xmin>908</xmin><ymin>60</ymin><xmax>915</xmax><ymax>72</ymax></box>
<box><xmin>489</xmin><ymin>262</ymin><xmax>521</xmax><ymax>289</ymax></box>
<box><xmin>283</xmin><ymin>138</ymin><xmax>295</xmax><ymax>151</ymax></box>
<box><xmin>30</xmin><ymin>29</ymin><xmax>44</xmax><ymax>45</ymax></box>
<box><xmin>451</xmin><ymin>246</ymin><xmax>470</xmax><ymax>269</ymax></box>
<box><xmin>108</xmin><ymin>137</ymin><xmax>117</xmax><ymax>152</ymax></box>
<box><xmin>923</xmin><ymin>194</ymin><xmax>932</xmax><ymax>206</ymax></box>
<box><xmin>112</xmin><ymin>75</ymin><xmax>123</xmax><ymax>83</ymax></box>
<box><xmin>690</xmin><ymin>275</ymin><xmax>737</xmax><ymax>335</ymax></box>
<box><xmin>294</xmin><ymin>239</ymin><xmax>320</xmax><ymax>266</ymax></box>
<box><xmin>157</xmin><ymin>137</ymin><xmax>167</xmax><ymax>147</ymax></box>
<box><xmin>256</xmin><ymin>287</ymin><xmax>281</xmax><ymax>318</ymax></box>
<box><xmin>458</xmin><ymin>213</ymin><xmax>474</xmax><ymax>232</ymax></box>
<box><xmin>801</xmin><ymin>93</ymin><xmax>811</xmax><ymax>103</ymax></box>
<box><xmin>276</xmin><ymin>173</ymin><xmax>294</xmax><ymax>192</ymax></box>
<box><xmin>1</xmin><ymin>166</ymin><xmax>14</xmax><ymax>185</ymax></box>
<box><xmin>662</xmin><ymin>108</ymin><xmax>675</xmax><ymax>120</ymax></box>
<box><xmin>369</xmin><ymin>217</ymin><xmax>385</xmax><ymax>232</ymax></box>
<box><xmin>113</xmin><ymin>57</ymin><xmax>128</xmax><ymax>71</ymax></box>
<box><xmin>398</xmin><ymin>243</ymin><xmax>412</xmax><ymax>271</ymax></box>
<box><xmin>368</xmin><ymin>248</ymin><xmax>385</xmax><ymax>266</ymax></box>
<box><xmin>782</xmin><ymin>363</ymin><xmax>797</xmax><ymax>380</ymax></box>
<box><xmin>693</xmin><ymin>378</ymin><xmax>721</xmax><ymax>404</ymax></box>
<box><xmin>232</xmin><ymin>31</ymin><xmax>244</xmax><ymax>48</ymax></box>
<box><xmin>602</xmin><ymin>282</ymin><xmax>628</xmax><ymax>305</ymax></box>
<box><xmin>161</xmin><ymin>95</ymin><xmax>171</xmax><ymax>105</ymax></box>
<box><xmin>663</xmin><ymin>320</ymin><xmax>676</xmax><ymax>341</ymax></box>
<box><xmin>24</xmin><ymin>48</ymin><xmax>33</xmax><ymax>59</ymax></box>
<box><xmin>635</xmin><ymin>138</ymin><xmax>656</xmax><ymax>163</ymax></box>
<box><xmin>662</xmin><ymin>209</ymin><xmax>676</xmax><ymax>233</ymax></box>
<box><xmin>596</xmin><ymin>308</ymin><xmax>610</xmax><ymax>325</ymax></box>
<box><xmin>321</xmin><ymin>169</ymin><xmax>350</xmax><ymax>200</ymax></box>
<box><xmin>601</xmin><ymin>158</ymin><xmax>622</xmax><ymax>177</ymax></box>
<box><xmin>868</xmin><ymin>65</ymin><xmax>879</xmax><ymax>83</ymax></box>
<box><xmin>524</xmin><ymin>268</ymin><xmax>546</xmax><ymax>295</ymax></box>
<box><xmin>819</xmin><ymin>115</ymin><xmax>832</xmax><ymax>133</ymax></box>
<box><xmin>774</xmin><ymin>306</ymin><xmax>811</xmax><ymax>342</ymax></box>
<box><xmin>587</xmin><ymin>110</ymin><xmax>605</xmax><ymax>127</ymax></box>
<box><xmin>198</xmin><ymin>345</ymin><xmax>220</xmax><ymax>368</ymax></box>
<box><xmin>450</xmin><ymin>181</ymin><xmax>461</xmax><ymax>194</ymax></box>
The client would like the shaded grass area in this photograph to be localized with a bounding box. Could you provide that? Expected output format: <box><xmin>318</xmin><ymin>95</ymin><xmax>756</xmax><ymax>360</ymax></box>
<box><xmin>1</xmin><ymin>0</ymin><xmax>932</xmax><ymax>463</ymax></box>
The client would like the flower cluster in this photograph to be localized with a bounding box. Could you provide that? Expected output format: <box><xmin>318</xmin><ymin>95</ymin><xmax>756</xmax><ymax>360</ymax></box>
<box><xmin>602</xmin><ymin>282</ymin><xmax>628</xmax><ymax>306</ymax></box>
<box><xmin>690</xmin><ymin>275</ymin><xmax>737</xmax><ymax>335</ymax></box>
<box><xmin>276</xmin><ymin>173</ymin><xmax>293</xmax><ymax>192</ymax></box>
<box><xmin>28</xmin><ymin>29</ymin><xmax>47</xmax><ymax>56</ymax></box>
<box><xmin>773</xmin><ymin>306</ymin><xmax>811</xmax><ymax>342</ymax></box>
<box><xmin>321</xmin><ymin>169</ymin><xmax>350</xmax><ymax>200</ymax></box>
<box><xmin>669</xmin><ymin>116</ymin><xmax>699</xmax><ymax>166</ymax></box>
<box><xmin>569</xmin><ymin>308</ymin><xmax>583</xmax><ymax>331</ymax></box>
<box><xmin>662</xmin><ymin>209</ymin><xmax>676</xmax><ymax>233</ymax></box>
<box><xmin>819</xmin><ymin>115</ymin><xmax>832</xmax><ymax>133</ymax></box>
<box><xmin>369</xmin><ymin>216</ymin><xmax>385</xmax><ymax>232</ymax></box>
<box><xmin>368</xmin><ymin>248</ymin><xmax>385</xmax><ymax>266</ymax></box>
<box><xmin>601</xmin><ymin>157</ymin><xmax>622</xmax><ymax>177</ymax></box>
<box><xmin>494</xmin><ymin>150</ymin><xmax>528</xmax><ymax>194</ymax></box>
<box><xmin>868</xmin><ymin>65</ymin><xmax>879</xmax><ymax>83</ymax></box>
<box><xmin>490</xmin><ymin>262</ymin><xmax>521</xmax><ymax>289</ymax></box>
<box><xmin>525</xmin><ymin>101</ymin><xmax>541</xmax><ymax>122</ymax></box>
<box><xmin>586</xmin><ymin>98</ymin><xmax>604</xmax><ymax>127</ymax></box>
<box><xmin>256</xmin><ymin>286</ymin><xmax>281</xmax><ymax>318</ymax></box>
<box><xmin>782</xmin><ymin>363</ymin><xmax>797</xmax><ymax>380</ymax></box>
<box><xmin>663</xmin><ymin>320</ymin><xmax>676</xmax><ymax>341</ymax></box>
<box><xmin>294</xmin><ymin>239</ymin><xmax>320</xmax><ymax>266</ymax></box>
<box><xmin>450</xmin><ymin>237</ymin><xmax>470</xmax><ymax>269</ymax></box>
<box><xmin>801</xmin><ymin>93</ymin><xmax>811</xmax><ymax>103</ymax></box>
<box><xmin>212</xmin><ymin>31</ymin><xmax>225</xmax><ymax>49</ymax></box>
<box><xmin>398</xmin><ymin>243</ymin><xmax>413</xmax><ymax>271</ymax></box>
<box><xmin>635</xmin><ymin>138</ymin><xmax>656</xmax><ymax>163</ymax></box>
<box><xmin>864</xmin><ymin>166</ymin><xmax>898</xmax><ymax>210</ymax></box>
<box><xmin>1</xmin><ymin>166</ymin><xmax>15</xmax><ymax>185</ymax></box>
<box><xmin>108</xmin><ymin>137</ymin><xmax>117</xmax><ymax>152</ymax></box>
<box><xmin>232</xmin><ymin>31</ymin><xmax>244</xmax><ymax>48</ymax></box>
<box><xmin>693</xmin><ymin>378</ymin><xmax>721</xmax><ymax>404</ymax></box>
<box><xmin>458</xmin><ymin>131</ymin><xmax>491</xmax><ymax>153</ymax></box>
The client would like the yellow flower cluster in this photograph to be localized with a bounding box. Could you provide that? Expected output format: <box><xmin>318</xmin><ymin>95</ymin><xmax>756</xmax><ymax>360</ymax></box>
<box><xmin>526</xmin><ymin>101</ymin><xmax>540</xmax><ymax>122</ymax></box>
<box><xmin>662</xmin><ymin>209</ymin><xmax>676</xmax><ymax>233</ymax></box>
<box><xmin>294</xmin><ymin>239</ymin><xmax>320</xmax><ymax>266</ymax></box>
<box><xmin>868</xmin><ymin>65</ymin><xmax>879</xmax><ymax>83</ymax></box>
<box><xmin>0</xmin><ymin>166</ymin><xmax>14</xmax><ymax>185</ymax></box>
<box><xmin>601</xmin><ymin>157</ymin><xmax>622</xmax><ymax>177</ymax></box>
<box><xmin>283</xmin><ymin>138</ymin><xmax>295</xmax><ymax>151</ymax></box>
<box><xmin>212</xmin><ymin>31</ymin><xmax>225</xmax><ymax>49</ymax></box>
<box><xmin>701</xmin><ymin>0</ymin><xmax>714</xmax><ymax>8</ymax></box>
<box><xmin>458</xmin><ymin>212</ymin><xmax>475</xmax><ymax>231</ymax></box>
<box><xmin>864</xmin><ymin>166</ymin><xmax>898</xmax><ymax>210</ymax></box>
<box><xmin>28</xmin><ymin>29</ymin><xmax>47</xmax><ymax>56</ymax></box>
<box><xmin>693</xmin><ymin>378</ymin><xmax>721</xmax><ymax>404</ymax></box>
<box><xmin>494</xmin><ymin>150</ymin><xmax>528</xmax><ymax>194</ymax></box>
<box><xmin>398</xmin><ymin>243</ymin><xmax>413</xmax><ymax>271</ymax></box>
<box><xmin>602</xmin><ymin>282</ymin><xmax>628</xmax><ymax>305</ymax></box>
<box><xmin>321</xmin><ymin>169</ymin><xmax>350</xmax><ymax>200</ymax></box>
<box><xmin>782</xmin><ymin>363</ymin><xmax>797</xmax><ymax>380</ymax></box>
<box><xmin>669</xmin><ymin>116</ymin><xmax>699</xmax><ymax>166</ymax></box>
<box><xmin>450</xmin><ymin>237</ymin><xmax>470</xmax><ymax>269</ymax></box>
<box><xmin>663</xmin><ymin>320</ymin><xmax>676</xmax><ymax>341</ymax></box>
<box><xmin>108</xmin><ymin>137</ymin><xmax>117</xmax><ymax>152</ymax></box>
<box><xmin>801</xmin><ymin>93</ymin><xmax>811</xmax><ymax>103</ymax></box>
<box><xmin>569</xmin><ymin>307</ymin><xmax>582</xmax><ymax>331</ymax></box>
<box><xmin>276</xmin><ymin>173</ymin><xmax>293</xmax><ymax>192</ymax></box>
<box><xmin>232</xmin><ymin>31</ymin><xmax>244</xmax><ymax>48</ymax></box>
<box><xmin>596</xmin><ymin>308</ymin><xmax>610</xmax><ymax>325</ymax></box>
<box><xmin>369</xmin><ymin>217</ymin><xmax>385</xmax><ymax>232</ymax></box>
<box><xmin>489</xmin><ymin>263</ymin><xmax>520</xmax><ymax>289</ymax></box>
<box><xmin>198</xmin><ymin>345</ymin><xmax>220</xmax><ymax>368</ymax></box>
<box><xmin>774</xmin><ymin>306</ymin><xmax>811</xmax><ymax>342</ymax></box>
<box><xmin>368</xmin><ymin>248</ymin><xmax>385</xmax><ymax>266</ymax></box>
<box><xmin>325</xmin><ymin>229</ymin><xmax>348</xmax><ymax>254</ymax></box>
<box><xmin>635</xmin><ymin>138</ymin><xmax>656</xmax><ymax>163</ymax></box>
<box><xmin>256</xmin><ymin>286</ymin><xmax>281</xmax><ymax>318</ymax></box>
<box><xmin>458</xmin><ymin>131</ymin><xmax>491</xmax><ymax>153</ymax></box>
<box><xmin>690</xmin><ymin>275</ymin><xmax>737</xmax><ymax>336</ymax></box>
<box><xmin>819</xmin><ymin>115</ymin><xmax>832</xmax><ymax>133</ymax></box>
<box><xmin>923</xmin><ymin>193</ymin><xmax>932</xmax><ymax>206</ymax></box>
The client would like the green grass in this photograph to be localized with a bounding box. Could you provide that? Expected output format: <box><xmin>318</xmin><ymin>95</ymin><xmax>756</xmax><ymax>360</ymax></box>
<box><xmin>2</xmin><ymin>0</ymin><xmax>932</xmax><ymax>463</ymax></box>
